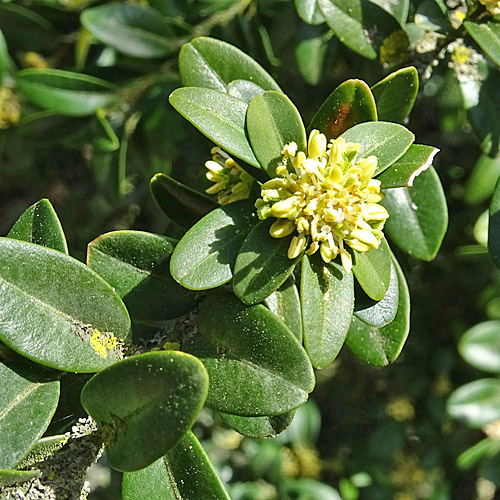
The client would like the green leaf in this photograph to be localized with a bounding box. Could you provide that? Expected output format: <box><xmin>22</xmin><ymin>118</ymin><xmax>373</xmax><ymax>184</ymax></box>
<box><xmin>170</xmin><ymin>200</ymin><xmax>257</xmax><ymax>290</ymax></box>
<box><xmin>0</xmin><ymin>361</ymin><xmax>59</xmax><ymax>469</ymax></box>
<box><xmin>221</xmin><ymin>411</ymin><xmax>295</xmax><ymax>439</ymax></box>
<box><xmin>377</xmin><ymin>145</ymin><xmax>439</xmax><ymax>189</ymax></box>
<box><xmin>150</xmin><ymin>173</ymin><xmax>217</xmax><ymax>230</ymax></box>
<box><xmin>179</xmin><ymin>37</ymin><xmax>281</xmax><ymax>92</ymax></box>
<box><xmin>189</xmin><ymin>291</ymin><xmax>315</xmax><ymax>416</ymax></box>
<box><xmin>382</xmin><ymin>166</ymin><xmax>448</xmax><ymax>261</ymax></box>
<box><xmin>169</xmin><ymin>87</ymin><xmax>259</xmax><ymax>168</ymax></box>
<box><xmin>87</xmin><ymin>231</ymin><xmax>197</xmax><ymax>323</ymax></box>
<box><xmin>81</xmin><ymin>4</ymin><xmax>182</xmax><ymax>58</ymax></box>
<box><xmin>0</xmin><ymin>469</ymin><xmax>41</xmax><ymax>487</ymax></box>
<box><xmin>227</xmin><ymin>80</ymin><xmax>265</xmax><ymax>103</ymax></box>
<box><xmin>346</xmin><ymin>254</ymin><xmax>410</xmax><ymax>365</ymax></box>
<box><xmin>246</xmin><ymin>91</ymin><xmax>306</xmax><ymax>176</ymax></box>
<box><xmin>352</xmin><ymin>238</ymin><xmax>391</xmax><ymax>301</ymax></box>
<box><xmin>81</xmin><ymin>351</ymin><xmax>208</xmax><ymax>472</ymax></box>
<box><xmin>415</xmin><ymin>0</ymin><xmax>452</xmax><ymax>33</ymax></box>
<box><xmin>370</xmin><ymin>0</ymin><xmax>409</xmax><ymax>24</ymax></box>
<box><xmin>459</xmin><ymin>321</ymin><xmax>500</xmax><ymax>373</ymax></box>
<box><xmin>0</xmin><ymin>30</ymin><xmax>9</xmax><ymax>83</ymax></box>
<box><xmin>448</xmin><ymin>379</ymin><xmax>500</xmax><ymax>428</ymax></box>
<box><xmin>295</xmin><ymin>0</ymin><xmax>325</xmax><ymax>24</ymax></box>
<box><xmin>308</xmin><ymin>79</ymin><xmax>377</xmax><ymax>141</ymax></box>
<box><xmin>457</xmin><ymin>438</ymin><xmax>500</xmax><ymax>470</ymax></box>
<box><xmin>317</xmin><ymin>0</ymin><xmax>402</xmax><ymax>59</ymax></box>
<box><xmin>233</xmin><ymin>219</ymin><xmax>300</xmax><ymax>305</ymax></box>
<box><xmin>340</xmin><ymin>121</ymin><xmax>415</xmax><ymax>176</ymax></box>
<box><xmin>0</xmin><ymin>238</ymin><xmax>130</xmax><ymax>372</ymax></box>
<box><xmin>284</xmin><ymin>478</ymin><xmax>342</xmax><ymax>500</ymax></box>
<box><xmin>464</xmin><ymin>154</ymin><xmax>500</xmax><ymax>206</ymax></box>
<box><xmin>7</xmin><ymin>199</ymin><xmax>68</xmax><ymax>254</ymax></box>
<box><xmin>464</xmin><ymin>21</ymin><xmax>500</xmax><ymax>67</ymax></box>
<box><xmin>371</xmin><ymin>67</ymin><xmax>419</xmax><ymax>123</ymax></box>
<box><xmin>301</xmin><ymin>254</ymin><xmax>354</xmax><ymax>368</ymax></box>
<box><xmin>354</xmin><ymin>262</ymin><xmax>398</xmax><ymax>327</ymax></box>
<box><xmin>264</xmin><ymin>276</ymin><xmax>303</xmax><ymax>342</ymax></box>
<box><xmin>122</xmin><ymin>431</ymin><xmax>230</xmax><ymax>500</ymax></box>
<box><xmin>490</xmin><ymin>177</ymin><xmax>500</xmax><ymax>268</ymax></box>
<box><xmin>16</xmin><ymin>69</ymin><xmax>117</xmax><ymax>117</ymax></box>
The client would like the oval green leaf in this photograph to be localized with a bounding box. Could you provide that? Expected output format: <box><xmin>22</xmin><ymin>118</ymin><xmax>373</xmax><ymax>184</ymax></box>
<box><xmin>227</xmin><ymin>80</ymin><xmax>265</xmax><ymax>103</ymax></box>
<box><xmin>346</xmin><ymin>254</ymin><xmax>410</xmax><ymax>365</ymax></box>
<box><xmin>301</xmin><ymin>254</ymin><xmax>354</xmax><ymax>368</ymax></box>
<box><xmin>465</xmin><ymin>154</ymin><xmax>500</xmax><ymax>206</ymax></box>
<box><xmin>340</xmin><ymin>121</ymin><xmax>414</xmax><ymax>176</ymax></box>
<box><xmin>122</xmin><ymin>431</ymin><xmax>230</xmax><ymax>500</ymax></box>
<box><xmin>459</xmin><ymin>321</ymin><xmax>500</xmax><ymax>374</ymax></box>
<box><xmin>246</xmin><ymin>91</ymin><xmax>306</xmax><ymax>176</ymax></box>
<box><xmin>221</xmin><ymin>411</ymin><xmax>295</xmax><ymax>439</ymax></box>
<box><xmin>382</xmin><ymin>166</ymin><xmax>448</xmax><ymax>261</ymax></box>
<box><xmin>0</xmin><ymin>238</ymin><xmax>131</xmax><ymax>372</ymax></box>
<box><xmin>179</xmin><ymin>36</ymin><xmax>281</xmax><ymax>93</ymax></box>
<box><xmin>233</xmin><ymin>219</ymin><xmax>301</xmax><ymax>305</ymax></box>
<box><xmin>7</xmin><ymin>199</ymin><xmax>68</xmax><ymax>254</ymax></box>
<box><xmin>352</xmin><ymin>237</ymin><xmax>391</xmax><ymax>301</ymax></box>
<box><xmin>457</xmin><ymin>438</ymin><xmax>500</xmax><ymax>470</ymax></box>
<box><xmin>189</xmin><ymin>291</ymin><xmax>315</xmax><ymax>416</ymax></box>
<box><xmin>16</xmin><ymin>69</ymin><xmax>117</xmax><ymax>117</ymax></box>
<box><xmin>308</xmin><ymin>79</ymin><xmax>377</xmax><ymax>141</ymax></box>
<box><xmin>150</xmin><ymin>173</ymin><xmax>217</xmax><ymax>230</ymax></box>
<box><xmin>464</xmin><ymin>21</ymin><xmax>500</xmax><ymax>66</ymax></box>
<box><xmin>87</xmin><ymin>231</ymin><xmax>197</xmax><ymax>323</ymax></box>
<box><xmin>371</xmin><ymin>67</ymin><xmax>419</xmax><ymax>123</ymax></box>
<box><xmin>448</xmin><ymin>379</ymin><xmax>500</xmax><ymax>428</ymax></box>
<box><xmin>370</xmin><ymin>0</ymin><xmax>409</xmax><ymax>24</ymax></box>
<box><xmin>81</xmin><ymin>4</ymin><xmax>182</xmax><ymax>58</ymax></box>
<box><xmin>377</xmin><ymin>145</ymin><xmax>439</xmax><ymax>189</ymax></box>
<box><xmin>170</xmin><ymin>200</ymin><xmax>257</xmax><ymax>290</ymax></box>
<box><xmin>81</xmin><ymin>351</ymin><xmax>208</xmax><ymax>472</ymax></box>
<box><xmin>295</xmin><ymin>0</ymin><xmax>325</xmax><ymax>24</ymax></box>
<box><xmin>0</xmin><ymin>361</ymin><xmax>59</xmax><ymax>469</ymax></box>
<box><xmin>0</xmin><ymin>30</ymin><xmax>9</xmax><ymax>83</ymax></box>
<box><xmin>169</xmin><ymin>87</ymin><xmax>259</xmax><ymax>168</ymax></box>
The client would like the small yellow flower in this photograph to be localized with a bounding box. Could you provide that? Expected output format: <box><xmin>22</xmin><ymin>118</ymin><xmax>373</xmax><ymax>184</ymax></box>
<box><xmin>386</xmin><ymin>396</ymin><xmax>415</xmax><ymax>421</ymax></box>
<box><xmin>205</xmin><ymin>147</ymin><xmax>253</xmax><ymax>205</ymax></box>
<box><xmin>478</xmin><ymin>0</ymin><xmax>500</xmax><ymax>15</ymax></box>
<box><xmin>256</xmin><ymin>130</ymin><xmax>389</xmax><ymax>273</ymax></box>
<box><xmin>451</xmin><ymin>44</ymin><xmax>472</xmax><ymax>65</ymax></box>
<box><xmin>0</xmin><ymin>87</ymin><xmax>20</xmax><ymax>129</ymax></box>
<box><xmin>23</xmin><ymin>52</ymin><xmax>48</xmax><ymax>69</ymax></box>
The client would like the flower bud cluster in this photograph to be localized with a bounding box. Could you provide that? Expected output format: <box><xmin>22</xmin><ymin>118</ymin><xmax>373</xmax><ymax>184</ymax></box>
<box><xmin>0</xmin><ymin>87</ymin><xmax>20</xmax><ymax>129</ymax></box>
<box><xmin>205</xmin><ymin>147</ymin><xmax>253</xmax><ymax>205</ymax></box>
<box><xmin>255</xmin><ymin>130</ymin><xmax>389</xmax><ymax>273</ymax></box>
<box><xmin>478</xmin><ymin>0</ymin><xmax>500</xmax><ymax>15</ymax></box>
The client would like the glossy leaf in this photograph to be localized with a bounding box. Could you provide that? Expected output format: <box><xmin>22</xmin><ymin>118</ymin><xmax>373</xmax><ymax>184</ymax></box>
<box><xmin>189</xmin><ymin>291</ymin><xmax>315</xmax><ymax>416</ymax></box>
<box><xmin>150</xmin><ymin>173</ymin><xmax>217</xmax><ymax>230</ymax></box>
<box><xmin>179</xmin><ymin>36</ymin><xmax>281</xmax><ymax>92</ymax></box>
<box><xmin>264</xmin><ymin>276</ymin><xmax>303</xmax><ymax>342</ymax></box>
<box><xmin>317</xmin><ymin>0</ymin><xmax>402</xmax><ymax>59</ymax></box>
<box><xmin>87</xmin><ymin>231</ymin><xmax>197</xmax><ymax>323</ymax></box>
<box><xmin>7</xmin><ymin>199</ymin><xmax>68</xmax><ymax>254</ymax></box>
<box><xmin>464</xmin><ymin>154</ymin><xmax>500</xmax><ymax>206</ymax></box>
<box><xmin>301</xmin><ymin>254</ymin><xmax>354</xmax><ymax>368</ymax></box>
<box><xmin>221</xmin><ymin>411</ymin><xmax>295</xmax><ymax>439</ymax></box>
<box><xmin>122</xmin><ymin>431</ymin><xmax>230</xmax><ymax>500</ymax></box>
<box><xmin>457</xmin><ymin>438</ymin><xmax>500</xmax><ymax>470</ymax></box>
<box><xmin>354</xmin><ymin>262</ymin><xmax>398</xmax><ymax>327</ymax></box>
<box><xmin>227</xmin><ymin>80</ymin><xmax>265</xmax><ymax>103</ymax></box>
<box><xmin>308</xmin><ymin>79</ymin><xmax>377</xmax><ymax>141</ymax></box>
<box><xmin>464</xmin><ymin>21</ymin><xmax>500</xmax><ymax>66</ymax></box>
<box><xmin>382</xmin><ymin>167</ymin><xmax>448</xmax><ymax>261</ymax></box>
<box><xmin>371</xmin><ymin>67</ymin><xmax>419</xmax><ymax>123</ymax></box>
<box><xmin>377</xmin><ymin>145</ymin><xmax>439</xmax><ymax>189</ymax></box>
<box><xmin>247</xmin><ymin>91</ymin><xmax>306</xmax><ymax>176</ymax></box>
<box><xmin>0</xmin><ymin>30</ymin><xmax>9</xmax><ymax>83</ymax></box>
<box><xmin>284</xmin><ymin>478</ymin><xmax>342</xmax><ymax>500</ymax></box>
<box><xmin>370</xmin><ymin>0</ymin><xmax>409</xmax><ymax>24</ymax></box>
<box><xmin>415</xmin><ymin>0</ymin><xmax>452</xmax><ymax>33</ymax></box>
<box><xmin>459</xmin><ymin>321</ymin><xmax>500</xmax><ymax>373</ymax></box>
<box><xmin>169</xmin><ymin>87</ymin><xmax>259</xmax><ymax>168</ymax></box>
<box><xmin>340</xmin><ymin>121</ymin><xmax>414</xmax><ymax>176</ymax></box>
<box><xmin>0</xmin><ymin>361</ymin><xmax>59</xmax><ymax>469</ymax></box>
<box><xmin>448</xmin><ymin>379</ymin><xmax>500</xmax><ymax>428</ymax></box>
<box><xmin>233</xmin><ymin>219</ymin><xmax>300</xmax><ymax>305</ymax></box>
<box><xmin>81</xmin><ymin>351</ymin><xmax>208</xmax><ymax>472</ymax></box>
<box><xmin>295</xmin><ymin>0</ymin><xmax>325</xmax><ymax>24</ymax></box>
<box><xmin>352</xmin><ymin>237</ymin><xmax>391</xmax><ymax>301</ymax></box>
<box><xmin>16</xmin><ymin>69</ymin><xmax>117</xmax><ymax>117</ymax></box>
<box><xmin>81</xmin><ymin>4</ymin><xmax>181</xmax><ymax>58</ymax></box>
<box><xmin>170</xmin><ymin>200</ymin><xmax>257</xmax><ymax>290</ymax></box>
<box><xmin>490</xmin><ymin>177</ymin><xmax>500</xmax><ymax>268</ymax></box>
<box><xmin>0</xmin><ymin>469</ymin><xmax>41</xmax><ymax>486</ymax></box>
<box><xmin>346</xmin><ymin>254</ymin><xmax>410</xmax><ymax>366</ymax></box>
<box><xmin>0</xmin><ymin>238</ymin><xmax>130</xmax><ymax>372</ymax></box>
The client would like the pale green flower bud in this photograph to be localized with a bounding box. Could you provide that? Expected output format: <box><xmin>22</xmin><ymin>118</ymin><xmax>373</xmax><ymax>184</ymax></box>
<box><xmin>269</xmin><ymin>219</ymin><xmax>296</xmax><ymax>238</ymax></box>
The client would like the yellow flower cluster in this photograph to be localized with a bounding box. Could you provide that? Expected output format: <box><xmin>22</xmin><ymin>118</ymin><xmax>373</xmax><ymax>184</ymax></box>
<box><xmin>386</xmin><ymin>396</ymin><xmax>415</xmax><ymax>422</ymax></box>
<box><xmin>255</xmin><ymin>130</ymin><xmax>388</xmax><ymax>273</ymax></box>
<box><xmin>0</xmin><ymin>87</ymin><xmax>20</xmax><ymax>129</ymax></box>
<box><xmin>205</xmin><ymin>147</ymin><xmax>253</xmax><ymax>205</ymax></box>
<box><xmin>89</xmin><ymin>329</ymin><xmax>117</xmax><ymax>359</ymax></box>
<box><xmin>478</xmin><ymin>0</ymin><xmax>500</xmax><ymax>15</ymax></box>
